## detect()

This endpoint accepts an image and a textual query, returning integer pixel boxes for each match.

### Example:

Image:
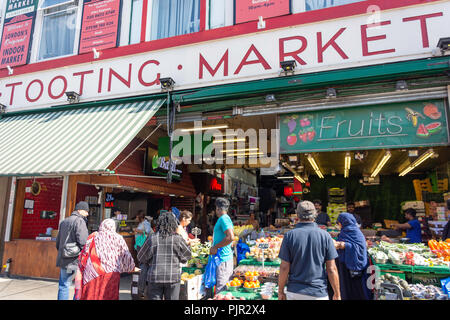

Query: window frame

[31,0,83,63]
[128,0,144,45]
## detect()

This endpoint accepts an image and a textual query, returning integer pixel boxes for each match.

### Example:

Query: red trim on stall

[0,0,442,78]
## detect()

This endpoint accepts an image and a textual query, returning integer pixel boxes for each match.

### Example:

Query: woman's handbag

[134,232,147,251]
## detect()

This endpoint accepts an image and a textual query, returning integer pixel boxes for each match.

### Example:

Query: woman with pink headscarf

[77,219,135,300]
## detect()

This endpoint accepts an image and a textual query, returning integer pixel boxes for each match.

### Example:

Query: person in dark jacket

[56,201,89,300]
[442,220,450,241]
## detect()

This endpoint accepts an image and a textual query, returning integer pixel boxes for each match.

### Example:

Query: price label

[258,243,269,250]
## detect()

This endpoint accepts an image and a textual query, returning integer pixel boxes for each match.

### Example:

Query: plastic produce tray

[413,265,450,274]
[374,262,414,273]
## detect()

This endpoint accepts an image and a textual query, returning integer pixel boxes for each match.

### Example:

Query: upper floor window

[37,0,81,61]
[150,0,200,40]
[129,0,144,44]
[305,0,365,11]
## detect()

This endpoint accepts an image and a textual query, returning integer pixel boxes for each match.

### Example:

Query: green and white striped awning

[0,99,165,176]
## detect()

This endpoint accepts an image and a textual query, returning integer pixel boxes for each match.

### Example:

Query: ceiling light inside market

[213,138,246,144]
[344,153,351,178]
[288,156,298,162]
[277,176,294,179]
[181,124,229,132]
[370,151,391,178]
[295,175,306,183]
[221,148,259,153]
[399,149,435,176]
[307,154,324,179]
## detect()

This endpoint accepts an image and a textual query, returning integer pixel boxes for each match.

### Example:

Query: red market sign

[79,0,121,54]
[0,13,35,68]
[284,186,293,197]
[210,178,223,192]
[235,0,290,24]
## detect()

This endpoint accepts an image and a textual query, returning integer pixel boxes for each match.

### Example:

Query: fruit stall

[368,240,450,300]
[212,235,283,300]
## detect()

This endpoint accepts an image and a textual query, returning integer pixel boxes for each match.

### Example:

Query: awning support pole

[112,123,162,172]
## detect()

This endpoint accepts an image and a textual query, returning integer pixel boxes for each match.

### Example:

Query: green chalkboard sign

[279,100,449,154]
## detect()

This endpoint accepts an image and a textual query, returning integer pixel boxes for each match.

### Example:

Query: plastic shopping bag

[202,248,223,289]
[236,240,250,265]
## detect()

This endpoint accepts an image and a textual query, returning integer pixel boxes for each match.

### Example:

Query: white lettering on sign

[0,3,448,111]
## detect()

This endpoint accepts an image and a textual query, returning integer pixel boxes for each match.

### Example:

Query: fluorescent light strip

[344,153,351,178]
[180,125,229,132]
[399,149,435,177]
[277,176,294,179]
[221,148,259,153]
[295,175,306,183]
[307,155,324,179]
[225,152,263,157]
[213,138,246,144]
[371,151,391,178]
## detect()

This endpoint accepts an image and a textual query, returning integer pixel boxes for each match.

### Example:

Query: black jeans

[147,282,180,300]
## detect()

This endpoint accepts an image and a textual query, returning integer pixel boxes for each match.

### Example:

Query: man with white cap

[278,200,341,300]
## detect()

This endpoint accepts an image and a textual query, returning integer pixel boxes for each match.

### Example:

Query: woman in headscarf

[333,212,370,300]
[77,219,135,300]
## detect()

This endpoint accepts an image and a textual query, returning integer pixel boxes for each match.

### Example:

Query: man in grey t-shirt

[278,201,341,300]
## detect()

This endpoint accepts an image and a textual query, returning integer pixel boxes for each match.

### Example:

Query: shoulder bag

[62,223,81,258]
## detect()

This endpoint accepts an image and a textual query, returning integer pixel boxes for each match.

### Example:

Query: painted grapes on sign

[279,100,449,154]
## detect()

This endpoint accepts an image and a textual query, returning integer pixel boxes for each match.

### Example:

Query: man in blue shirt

[393,208,422,243]
[210,197,235,293]
[278,200,341,300]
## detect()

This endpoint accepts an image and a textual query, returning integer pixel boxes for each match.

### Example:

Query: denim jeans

[57,267,75,300]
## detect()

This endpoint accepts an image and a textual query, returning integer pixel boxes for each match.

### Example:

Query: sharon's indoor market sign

[0,2,448,111]
[279,100,449,153]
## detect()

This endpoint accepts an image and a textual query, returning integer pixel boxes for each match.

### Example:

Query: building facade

[0,0,449,279]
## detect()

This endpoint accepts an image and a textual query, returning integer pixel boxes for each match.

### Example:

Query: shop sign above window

[279,100,449,154]
[78,0,122,54]
[144,148,183,180]
[0,0,38,68]
[235,0,290,24]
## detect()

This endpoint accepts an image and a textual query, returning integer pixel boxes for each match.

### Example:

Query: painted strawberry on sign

[307,128,316,141]
[298,130,308,143]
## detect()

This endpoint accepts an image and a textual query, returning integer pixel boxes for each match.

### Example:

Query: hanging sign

[0,0,38,69]
[104,193,115,207]
[235,0,290,24]
[280,100,449,154]
[79,0,122,54]
[144,148,183,180]
[210,178,223,192]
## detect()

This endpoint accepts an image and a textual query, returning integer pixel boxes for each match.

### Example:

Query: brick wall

[19,178,63,239]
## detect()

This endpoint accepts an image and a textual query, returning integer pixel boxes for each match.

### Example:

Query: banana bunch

[405,107,425,127]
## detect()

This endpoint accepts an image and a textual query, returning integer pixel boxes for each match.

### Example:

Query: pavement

[0,274,133,300]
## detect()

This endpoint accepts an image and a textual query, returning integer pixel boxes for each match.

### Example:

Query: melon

[423,104,441,120]
[425,122,442,134]
[416,123,429,137]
